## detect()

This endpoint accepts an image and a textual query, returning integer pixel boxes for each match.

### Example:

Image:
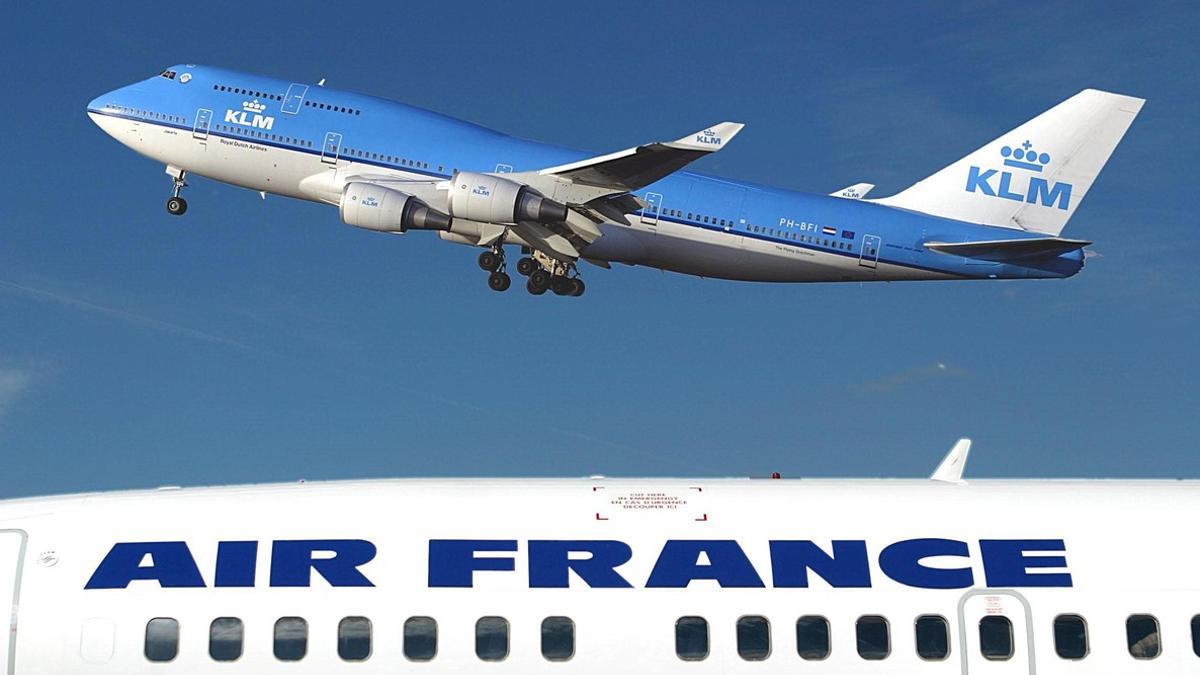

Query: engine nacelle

[447,172,568,225]
[340,182,451,233]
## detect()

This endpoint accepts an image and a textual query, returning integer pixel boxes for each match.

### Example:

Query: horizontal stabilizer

[830,182,874,199]
[924,236,1091,261]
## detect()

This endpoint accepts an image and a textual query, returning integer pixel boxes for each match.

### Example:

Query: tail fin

[873,89,1144,236]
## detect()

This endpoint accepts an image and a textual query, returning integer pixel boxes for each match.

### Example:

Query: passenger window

[274,617,307,661]
[1127,614,1161,659]
[856,615,889,660]
[144,618,179,662]
[476,616,509,661]
[404,616,437,661]
[795,615,830,660]
[675,616,709,661]
[915,615,949,660]
[1054,614,1088,659]
[737,615,771,661]
[541,616,575,661]
[338,617,372,661]
[979,616,1014,661]
[1192,615,1200,657]
[209,617,243,661]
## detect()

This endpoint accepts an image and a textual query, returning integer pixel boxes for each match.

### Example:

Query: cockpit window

[159,70,176,80]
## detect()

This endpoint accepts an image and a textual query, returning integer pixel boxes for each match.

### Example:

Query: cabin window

[915,615,950,660]
[856,615,890,660]
[1127,614,1161,659]
[144,618,179,662]
[796,615,830,660]
[1054,614,1088,660]
[338,617,371,661]
[404,616,437,661]
[541,616,575,661]
[979,616,1014,661]
[209,617,243,661]
[1191,615,1200,657]
[274,617,307,661]
[676,616,709,661]
[737,615,771,661]
[476,616,509,661]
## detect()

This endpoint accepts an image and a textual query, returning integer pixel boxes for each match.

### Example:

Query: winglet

[830,183,875,199]
[931,438,971,484]
[664,122,745,152]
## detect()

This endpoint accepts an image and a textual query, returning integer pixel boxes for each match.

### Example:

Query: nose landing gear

[165,168,188,216]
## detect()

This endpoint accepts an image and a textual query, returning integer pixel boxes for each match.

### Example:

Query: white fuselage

[2,477,1198,673]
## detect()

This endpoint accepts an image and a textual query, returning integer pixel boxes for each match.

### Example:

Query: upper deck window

[159,70,176,80]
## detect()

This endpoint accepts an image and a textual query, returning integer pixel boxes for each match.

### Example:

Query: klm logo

[965,141,1072,210]
[696,129,721,146]
[225,100,274,131]
[472,185,491,197]
[362,196,379,207]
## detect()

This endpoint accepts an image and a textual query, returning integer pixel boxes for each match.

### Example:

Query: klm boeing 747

[87,66,1143,296]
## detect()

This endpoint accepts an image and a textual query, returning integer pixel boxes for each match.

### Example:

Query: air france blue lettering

[214,541,257,588]
[269,539,376,587]
[878,538,973,589]
[529,540,633,588]
[85,541,205,589]
[1028,177,1072,210]
[769,540,870,588]
[646,540,765,588]
[428,539,516,587]
[980,539,1072,587]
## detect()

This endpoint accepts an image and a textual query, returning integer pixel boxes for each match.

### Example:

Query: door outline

[957,589,1036,674]
[859,233,881,268]
[641,192,664,226]
[281,83,308,115]
[321,131,342,165]
[494,163,513,174]
[192,108,212,140]
[1,529,28,675]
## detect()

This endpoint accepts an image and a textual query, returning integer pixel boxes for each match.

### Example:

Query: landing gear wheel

[528,269,551,292]
[551,276,575,296]
[487,271,511,292]
[516,257,537,276]
[166,196,188,216]
[569,278,585,296]
[526,279,547,295]
[478,251,501,272]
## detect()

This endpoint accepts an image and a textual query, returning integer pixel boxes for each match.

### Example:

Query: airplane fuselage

[87,66,1086,284]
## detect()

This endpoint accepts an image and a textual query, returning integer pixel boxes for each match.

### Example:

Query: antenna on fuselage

[317,78,326,87]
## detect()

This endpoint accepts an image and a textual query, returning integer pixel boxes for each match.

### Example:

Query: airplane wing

[924,237,1091,260]
[532,122,745,193]
[830,183,874,199]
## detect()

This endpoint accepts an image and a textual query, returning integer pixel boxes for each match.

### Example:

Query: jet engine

[447,172,568,225]
[340,182,451,233]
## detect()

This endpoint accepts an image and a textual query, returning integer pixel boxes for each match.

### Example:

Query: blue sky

[0,1,1197,497]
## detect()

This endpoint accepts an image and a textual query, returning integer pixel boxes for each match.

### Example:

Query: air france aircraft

[88,66,1143,296]
[1,440,1198,673]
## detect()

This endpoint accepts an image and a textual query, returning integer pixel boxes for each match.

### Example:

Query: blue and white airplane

[87,66,1143,296]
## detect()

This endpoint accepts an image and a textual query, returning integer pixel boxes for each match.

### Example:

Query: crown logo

[242,99,267,114]
[702,129,716,137]
[1000,140,1049,172]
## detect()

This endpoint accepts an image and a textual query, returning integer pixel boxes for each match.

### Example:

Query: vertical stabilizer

[873,90,1144,236]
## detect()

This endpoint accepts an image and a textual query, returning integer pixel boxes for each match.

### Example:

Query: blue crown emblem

[1000,140,1050,172]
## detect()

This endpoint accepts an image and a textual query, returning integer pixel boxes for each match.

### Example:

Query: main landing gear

[478,248,512,292]
[515,253,585,297]
[477,248,585,297]
[166,168,188,216]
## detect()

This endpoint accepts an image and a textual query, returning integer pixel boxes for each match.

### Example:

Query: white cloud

[850,362,966,394]
[0,365,35,420]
